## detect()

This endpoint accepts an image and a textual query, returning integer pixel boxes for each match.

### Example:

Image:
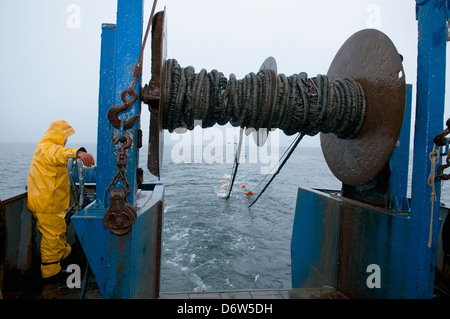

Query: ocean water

[1,141,449,293]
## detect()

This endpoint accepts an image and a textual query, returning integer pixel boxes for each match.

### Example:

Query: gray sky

[0,0,447,148]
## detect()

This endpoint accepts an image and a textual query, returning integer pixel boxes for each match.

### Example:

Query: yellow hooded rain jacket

[27,120,84,278]
[27,120,82,214]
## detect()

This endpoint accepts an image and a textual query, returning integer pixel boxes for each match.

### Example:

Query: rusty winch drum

[145,9,406,187]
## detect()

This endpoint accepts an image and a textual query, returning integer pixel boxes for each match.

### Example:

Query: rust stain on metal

[321,29,406,186]
[146,10,166,179]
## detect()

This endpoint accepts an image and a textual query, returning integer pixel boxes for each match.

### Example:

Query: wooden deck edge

[159,288,347,299]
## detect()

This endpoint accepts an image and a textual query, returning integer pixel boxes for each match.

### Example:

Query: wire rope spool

[321,29,406,186]
[145,9,405,188]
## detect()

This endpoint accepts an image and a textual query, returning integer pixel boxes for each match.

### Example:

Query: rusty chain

[433,118,450,182]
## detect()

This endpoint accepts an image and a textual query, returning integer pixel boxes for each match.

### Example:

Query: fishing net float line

[162,58,366,140]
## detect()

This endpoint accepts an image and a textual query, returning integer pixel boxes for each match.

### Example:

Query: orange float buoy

[241,184,246,188]
[245,191,250,196]
[251,191,254,195]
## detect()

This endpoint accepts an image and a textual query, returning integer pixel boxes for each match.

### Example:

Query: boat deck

[2,259,347,299]
[2,270,346,299]
[159,288,346,299]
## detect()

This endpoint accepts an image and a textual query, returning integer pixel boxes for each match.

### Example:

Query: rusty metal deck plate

[320,29,406,186]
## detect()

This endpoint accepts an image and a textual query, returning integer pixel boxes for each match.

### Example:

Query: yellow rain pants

[27,120,84,278]
[33,212,71,277]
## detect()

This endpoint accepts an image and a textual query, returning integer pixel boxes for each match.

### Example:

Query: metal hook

[107,88,140,130]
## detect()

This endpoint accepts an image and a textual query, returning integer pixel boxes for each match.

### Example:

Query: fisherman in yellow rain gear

[27,120,95,279]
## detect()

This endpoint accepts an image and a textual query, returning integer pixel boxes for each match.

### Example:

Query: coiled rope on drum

[163,59,366,206]
[163,59,366,139]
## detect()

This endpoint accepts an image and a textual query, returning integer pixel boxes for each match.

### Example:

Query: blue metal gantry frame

[71,0,164,299]
[291,0,448,298]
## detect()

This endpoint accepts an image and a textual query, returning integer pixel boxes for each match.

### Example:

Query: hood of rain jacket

[27,120,81,214]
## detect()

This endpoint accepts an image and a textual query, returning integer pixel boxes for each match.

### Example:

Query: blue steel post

[72,0,165,299]
[100,0,143,207]
[95,24,116,208]
[410,0,447,298]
